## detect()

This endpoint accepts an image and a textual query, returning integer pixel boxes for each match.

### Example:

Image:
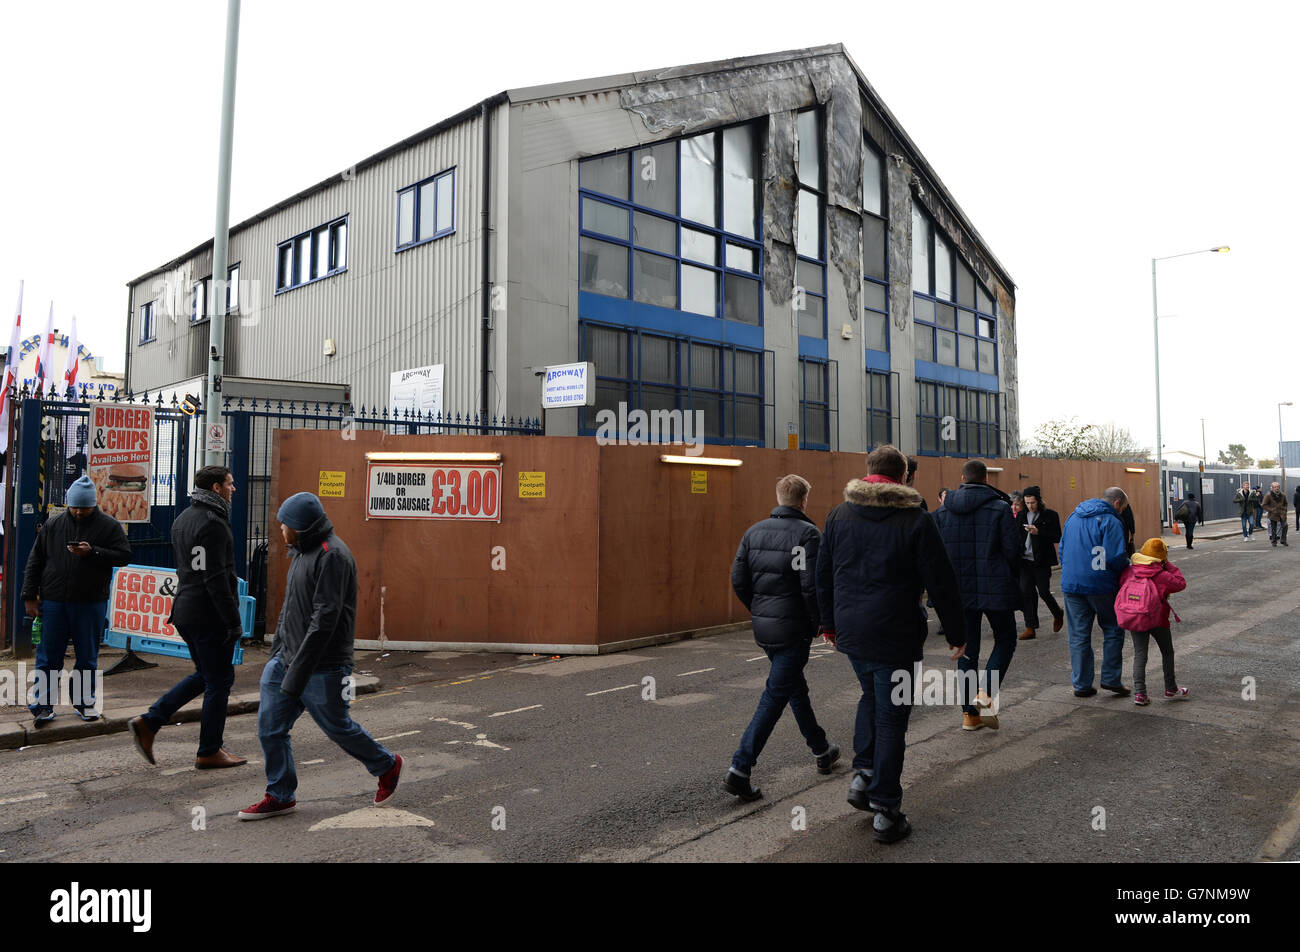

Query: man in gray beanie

[238,492,401,819]
[22,475,131,723]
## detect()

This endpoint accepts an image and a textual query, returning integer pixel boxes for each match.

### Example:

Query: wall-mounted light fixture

[1125,467,1146,474]
[986,466,1005,473]
[365,451,502,462]
[660,455,742,467]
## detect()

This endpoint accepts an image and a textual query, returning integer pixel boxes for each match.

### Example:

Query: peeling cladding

[887,157,914,332]
[764,111,797,305]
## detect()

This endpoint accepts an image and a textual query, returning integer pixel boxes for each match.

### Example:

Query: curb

[0,675,382,751]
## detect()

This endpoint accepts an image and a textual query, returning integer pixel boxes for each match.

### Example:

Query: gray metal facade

[125,44,1017,456]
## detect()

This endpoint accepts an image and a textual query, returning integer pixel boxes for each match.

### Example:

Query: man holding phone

[22,475,132,723]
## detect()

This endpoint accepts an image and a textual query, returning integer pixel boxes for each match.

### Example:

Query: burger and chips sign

[88,402,153,524]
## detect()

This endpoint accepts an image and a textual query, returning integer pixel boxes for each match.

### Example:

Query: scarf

[864,474,901,485]
[192,487,231,521]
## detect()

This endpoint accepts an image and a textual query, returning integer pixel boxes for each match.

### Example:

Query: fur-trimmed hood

[843,478,924,509]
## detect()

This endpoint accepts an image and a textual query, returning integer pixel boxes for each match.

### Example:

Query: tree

[1025,416,1099,460]
[1085,422,1152,462]
[1255,458,1277,469]
[1217,444,1254,468]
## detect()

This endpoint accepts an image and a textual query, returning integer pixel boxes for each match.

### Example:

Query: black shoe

[723,768,762,802]
[1101,682,1131,697]
[815,743,840,774]
[73,706,100,722]
[872,806,912,844]
[846,771,876,812]
[30,706,56,725]
[1074,687,1098,698]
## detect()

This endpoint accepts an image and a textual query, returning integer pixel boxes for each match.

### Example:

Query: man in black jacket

[23,475,131,723]
[1294,485,1299,532]
[817,445,965,843]
[129,465,247,769]
[1015,486,1064,639]
[933,459,1021,732]
[724,475,838,802]
[238,492,401,819]
[1175,492,1202,549]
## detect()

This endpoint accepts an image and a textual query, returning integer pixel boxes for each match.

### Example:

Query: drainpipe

[479,99,492,427]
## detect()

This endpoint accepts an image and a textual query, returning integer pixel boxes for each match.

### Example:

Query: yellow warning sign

[1069,476,1076,490]
[519,471,546,498]
[787,433,799,450]
[319,471,346,497]
[691,470,708,494]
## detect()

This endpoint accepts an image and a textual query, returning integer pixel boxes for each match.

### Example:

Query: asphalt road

[1,531,1297,863]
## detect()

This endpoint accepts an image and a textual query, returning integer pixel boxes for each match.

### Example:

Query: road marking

[1257,785,1300,861]
[489,704,543,717]
[0,792,48,806]
[162,766,194,776]
[677,668,715,677]
[431,717,477,729]
[448,678,475,685]
[745,655,767,662]
[310,807,435,831]
[354,689,405,702]
[586,684,637,696]
[374,730,421,742]
[302,759,325,765]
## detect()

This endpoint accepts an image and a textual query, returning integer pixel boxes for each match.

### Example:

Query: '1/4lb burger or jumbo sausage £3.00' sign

[87,402,154,524]
[366,463,502,522]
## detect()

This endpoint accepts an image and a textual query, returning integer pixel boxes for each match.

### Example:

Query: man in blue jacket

[817,445,965,843]
[933,459,1022,732]
[724,474,838,802]
[1059,487,1131,697]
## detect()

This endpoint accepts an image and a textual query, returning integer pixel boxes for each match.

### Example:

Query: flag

[0,280,22,445]
[35,301,55,393]
[63,314,80,393]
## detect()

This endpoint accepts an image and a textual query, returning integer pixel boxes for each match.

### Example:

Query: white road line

[302,759,326,765]
[745,655,767,662]
[586,684,637,696]
[677,668,715,677]
[489,704,543,717]
[0,792,48,806]
[374,730,421,742]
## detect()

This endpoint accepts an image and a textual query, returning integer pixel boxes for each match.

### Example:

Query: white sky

[2,0,1296,461]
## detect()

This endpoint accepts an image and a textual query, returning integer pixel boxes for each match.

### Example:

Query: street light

[1280,401,1293,497]
[1153,245,1229,526]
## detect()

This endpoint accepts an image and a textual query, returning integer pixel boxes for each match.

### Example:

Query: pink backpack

[1115,572,1180,630]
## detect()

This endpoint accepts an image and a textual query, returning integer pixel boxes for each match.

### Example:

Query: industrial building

[124,44,1018,456]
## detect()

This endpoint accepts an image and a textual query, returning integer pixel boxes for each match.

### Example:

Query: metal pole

[1280,403,1287,498]
[205,0,241,466]
[1152,258,1164,527]
[1201,418,1206,463]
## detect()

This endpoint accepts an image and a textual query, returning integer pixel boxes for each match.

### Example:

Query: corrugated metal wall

[128,114,488,414]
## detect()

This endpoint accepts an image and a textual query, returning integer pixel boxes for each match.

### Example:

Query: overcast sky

[2,0,1295,461]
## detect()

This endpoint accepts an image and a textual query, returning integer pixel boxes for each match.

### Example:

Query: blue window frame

[866,369,891,448]
[277,217,347,293]
[192,263,240,323]
[396,168,455,250]
[863,136,889,355]
[795,109,826,340]
[916,380,1000,457]
[798,356,836,451]
[578,320,765,445]
[911,205,997,375]
[578,121,764,327]
[138,302,155,344]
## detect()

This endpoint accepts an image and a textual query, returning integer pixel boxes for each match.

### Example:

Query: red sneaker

[237,794,297,821]
[375,754,403,806]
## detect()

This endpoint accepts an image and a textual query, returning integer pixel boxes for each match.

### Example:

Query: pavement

[0,528,1296,862]
[1164,515,1293,544]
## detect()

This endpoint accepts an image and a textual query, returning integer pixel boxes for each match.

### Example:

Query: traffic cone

[1171,521,1181,535]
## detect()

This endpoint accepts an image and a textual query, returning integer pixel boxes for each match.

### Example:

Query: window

[796,109,826,339]
[866,370,891,448]
[916,380,1000,457]
[277,217,347,292]
[799,357,832,450]
[578,120,763,325]
[911,205,997,375]
[139,302,155,343]
[579,321,765,445]
[192,264,239,322]
[396,169,455,249]
[863,137,889,351]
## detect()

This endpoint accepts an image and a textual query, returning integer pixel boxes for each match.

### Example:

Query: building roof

[129,44,1014,291]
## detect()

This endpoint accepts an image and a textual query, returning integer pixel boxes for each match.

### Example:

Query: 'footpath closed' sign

[366,463,502,521]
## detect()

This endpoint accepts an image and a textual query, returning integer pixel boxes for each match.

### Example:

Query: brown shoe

[961,712,984,731]
[1019,627,1036,640]
[1052,613,1064,633]
[195,749,248,769]
[129,716,157,766]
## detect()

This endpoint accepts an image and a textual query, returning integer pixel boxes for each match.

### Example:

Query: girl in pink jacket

[1115,538,1188,706]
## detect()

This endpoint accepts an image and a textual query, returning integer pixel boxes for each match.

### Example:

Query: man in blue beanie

[22,475,131,722]
[238,492,402,819]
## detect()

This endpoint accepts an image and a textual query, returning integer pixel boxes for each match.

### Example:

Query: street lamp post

[1153,245,1229,526]
[1280,401,1293,497]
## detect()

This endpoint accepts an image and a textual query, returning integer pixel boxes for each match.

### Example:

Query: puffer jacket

[1059,498,1130,595]
[816,478,964,664]
[932,481,1021,610]
[1261,490,1288,522]
[730,506,821,649]
[273,514,357,699]
[1115,556,1186,629]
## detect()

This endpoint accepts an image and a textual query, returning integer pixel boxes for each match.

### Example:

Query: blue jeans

[259,655,395,802]
[847,657,912,810]
[1064,593,1125,690]
[29,600,105,710]
[731,640,828,774]
[957,608,1018,715]
[141,624,236,757]
[1241,514,1253,538]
